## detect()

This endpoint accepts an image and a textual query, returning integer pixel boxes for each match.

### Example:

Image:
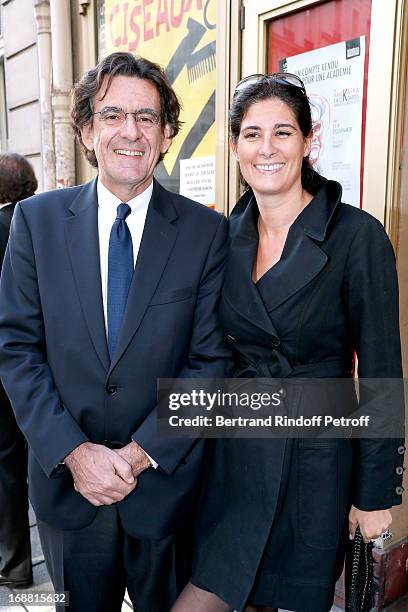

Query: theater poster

[98,0,216,205]
[280,37,365,207]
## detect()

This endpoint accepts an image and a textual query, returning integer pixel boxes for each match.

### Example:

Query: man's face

[81,75,171,201]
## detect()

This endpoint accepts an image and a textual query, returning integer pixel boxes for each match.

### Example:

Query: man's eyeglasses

[234,73,306,97]
[92,107,161,129]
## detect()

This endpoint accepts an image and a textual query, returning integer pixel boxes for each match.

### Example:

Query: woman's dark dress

[191,181,405,612]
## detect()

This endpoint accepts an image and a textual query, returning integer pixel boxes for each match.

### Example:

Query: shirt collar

[97,178,153,215]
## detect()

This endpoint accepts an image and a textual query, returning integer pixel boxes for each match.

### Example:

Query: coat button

[395,486,404,495]
[271,336,281,347]
[397,445,405,454]
[396,466,404,475]
[226,334,237,344]
[106,385,117,395]
[278,387,287,398]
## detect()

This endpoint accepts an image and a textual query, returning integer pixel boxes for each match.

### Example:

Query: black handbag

[345,526,377,611]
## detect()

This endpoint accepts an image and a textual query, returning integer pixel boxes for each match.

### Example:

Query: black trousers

[38,505,193,612]
[0,396,32,580]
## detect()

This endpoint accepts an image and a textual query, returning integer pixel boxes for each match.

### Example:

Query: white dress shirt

[97,178,152,330]
[97,178,158,468]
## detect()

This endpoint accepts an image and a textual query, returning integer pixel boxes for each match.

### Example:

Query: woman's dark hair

[0,153,38,204]
[71,52,181,167]
[229,78,326,195]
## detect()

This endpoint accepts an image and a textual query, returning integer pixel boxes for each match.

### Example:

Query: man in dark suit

[0,53,229,611]
[0,153,38,589]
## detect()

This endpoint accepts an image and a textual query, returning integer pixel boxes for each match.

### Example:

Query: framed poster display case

[239,0,408,243]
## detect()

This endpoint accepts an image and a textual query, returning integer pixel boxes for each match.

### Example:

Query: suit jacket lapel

[64,180,110,371]
[109,180,178,372]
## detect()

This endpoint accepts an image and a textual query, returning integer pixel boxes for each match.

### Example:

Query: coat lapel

[258,226,328,311]
[108,180,178,371]
[263,180,341,311]
[224,194,278,337]
[225,181,342,324]
[64,180,110,371]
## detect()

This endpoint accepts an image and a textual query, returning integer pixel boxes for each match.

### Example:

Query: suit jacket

[0,179,229,539]
[0,201,32,579]
[0,203,15,410]
[0,204,22,428]
[0,204,15,264]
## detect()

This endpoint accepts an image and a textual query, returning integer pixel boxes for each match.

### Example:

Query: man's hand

[115,441,152,477]
[64,442,136,506]
[349,505,392,543]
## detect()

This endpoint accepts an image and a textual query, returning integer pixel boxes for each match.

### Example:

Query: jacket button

[278,387,287,399]
[226,334,237,344]
[397,445,405,454]
[271,336,281,347]
[396,466,404,475]
[106,385,117,395]
[395,486,404,495]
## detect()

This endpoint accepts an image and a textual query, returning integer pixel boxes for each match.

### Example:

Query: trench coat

[191,180,405,612]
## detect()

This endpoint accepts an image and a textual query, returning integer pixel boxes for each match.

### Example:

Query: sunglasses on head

[233,73,306,97]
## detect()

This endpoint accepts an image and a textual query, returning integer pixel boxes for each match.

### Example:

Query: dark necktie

[107,203,133,358]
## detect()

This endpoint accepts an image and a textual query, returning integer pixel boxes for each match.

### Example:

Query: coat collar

[290,179,342,241]
[64,178,179,372]
[230,179,342,242]
[224,180,342,331]
[0,202,16,212]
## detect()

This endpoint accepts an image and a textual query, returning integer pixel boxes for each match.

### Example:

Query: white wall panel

[8,101,41,155]
[6,44,39,108]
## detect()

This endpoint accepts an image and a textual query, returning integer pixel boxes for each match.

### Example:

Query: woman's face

[232,97,311,200]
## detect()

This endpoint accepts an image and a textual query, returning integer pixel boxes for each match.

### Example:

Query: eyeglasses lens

[97,109,160,128]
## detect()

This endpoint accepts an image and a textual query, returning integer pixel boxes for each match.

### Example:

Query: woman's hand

[349,505,392,543]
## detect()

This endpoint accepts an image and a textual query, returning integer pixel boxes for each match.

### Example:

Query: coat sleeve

[345,215,405,510]
[131,215,231,474]
[0,203,89,477]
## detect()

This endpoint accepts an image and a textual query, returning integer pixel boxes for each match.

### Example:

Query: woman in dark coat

[171,74,405,612]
